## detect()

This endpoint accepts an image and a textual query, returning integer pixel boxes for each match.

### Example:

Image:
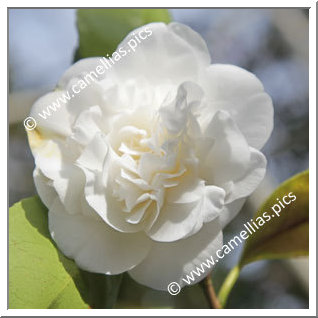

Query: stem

[218,265,240,308]
[201,274,222,309]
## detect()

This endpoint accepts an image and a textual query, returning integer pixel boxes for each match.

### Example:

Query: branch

[201,274,222,309]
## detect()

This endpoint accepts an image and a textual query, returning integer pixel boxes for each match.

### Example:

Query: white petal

[202,186,226,223]
[76,132,108,171]
[49,198,151,274]
[70,105,104,146]
[200,110,251,186]
[128,219,222,290]
[200,64,273,149]
[159,81,203,136]
[51,163,86,215]
[29,91,72,137]
[219,198,246,228]
[29,132,87,216]
[199,111,266,209]
[224,148,267,204]
[147,179,225,242]
[58,57,107,89]
[80,156,145,233]
[28,135,64,180]
[33,168,57,207]
[112,22,210,85]
[138,152,176,184]
[64,76,109,122]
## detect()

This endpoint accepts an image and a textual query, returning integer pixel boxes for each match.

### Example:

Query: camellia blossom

[27,22,273,291]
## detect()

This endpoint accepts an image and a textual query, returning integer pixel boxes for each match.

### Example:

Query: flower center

[108,111,189,229]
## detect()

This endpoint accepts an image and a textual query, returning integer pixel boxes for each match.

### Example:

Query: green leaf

[218,170,309,307]
[9,197,89,309]
[240,170,309,266]
[75,9,171,60]
[9,196,123,309]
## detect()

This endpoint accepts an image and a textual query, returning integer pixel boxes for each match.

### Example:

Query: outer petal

[200,64,273,149]
[51,164,86,215]
[58,58,118,125]
[200,110,251,186]
[224,148,267,204]
[30,132,98,218]
[29,91,72,137]
[57,57,107,89]
[112,22,210,85]
[219,198,246,228]
[199,110,266,229]
[49,198,151,274]
[28,130,64,181]
[33,168,57,207]
[128,219,222,290]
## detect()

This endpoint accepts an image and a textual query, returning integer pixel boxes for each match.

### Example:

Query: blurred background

[8,8,309,309]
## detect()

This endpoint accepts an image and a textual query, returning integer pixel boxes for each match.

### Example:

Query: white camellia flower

[27,22,273,291]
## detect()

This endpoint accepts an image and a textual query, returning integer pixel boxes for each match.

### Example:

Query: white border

[308,1,316,315]
[3,1,316,316]
[2,0,317,8]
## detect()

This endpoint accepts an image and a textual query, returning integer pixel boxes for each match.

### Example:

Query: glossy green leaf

[218,170,309,307]
[9,196,123,309]
[240,170,309,266]
[75,9,171,60]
